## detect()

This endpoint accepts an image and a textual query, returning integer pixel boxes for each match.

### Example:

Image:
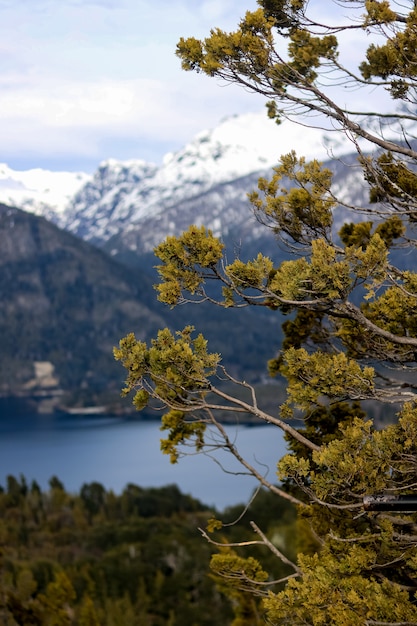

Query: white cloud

[0,69,264,164]
[0,0,266,169]
[0,0,395,171]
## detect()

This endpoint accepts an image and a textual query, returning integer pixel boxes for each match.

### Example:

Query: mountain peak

[0,110,359,246]
[0,163,90,220]
[172,112,327,182]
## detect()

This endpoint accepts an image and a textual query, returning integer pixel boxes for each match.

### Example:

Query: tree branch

[334,301,417,348]
[210,383,321,452]
[250,521,302,575]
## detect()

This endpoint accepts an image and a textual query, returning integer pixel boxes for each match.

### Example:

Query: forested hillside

[0,477,296,625]
[0,204,166,409]
[0,203,280,412]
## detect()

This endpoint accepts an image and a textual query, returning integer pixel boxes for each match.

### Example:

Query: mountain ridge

[62,111,365,249]
[0,111,362,250]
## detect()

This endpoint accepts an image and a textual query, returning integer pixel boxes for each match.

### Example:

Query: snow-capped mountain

[0,164,90,222]
[61,159,158,241]
[0,111,368,255]
[61,111,362,250]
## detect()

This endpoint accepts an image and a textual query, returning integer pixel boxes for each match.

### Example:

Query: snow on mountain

[61,158,158,240]
[62,111,355,245]
[0,163,90,221]
[159,111,337,185]
[0,110,364,253]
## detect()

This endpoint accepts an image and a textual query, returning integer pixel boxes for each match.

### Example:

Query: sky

[0,0,394,174]
[0,0,269,172]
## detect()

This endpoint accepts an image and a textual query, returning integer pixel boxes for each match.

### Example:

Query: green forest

[0,476,296,625]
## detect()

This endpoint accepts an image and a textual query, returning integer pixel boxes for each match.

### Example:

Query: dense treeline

[0,475,296,625]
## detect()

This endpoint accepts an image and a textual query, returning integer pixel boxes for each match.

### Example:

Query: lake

[0,413,289,510]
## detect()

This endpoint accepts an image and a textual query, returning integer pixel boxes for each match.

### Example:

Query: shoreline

[0,398,272,427]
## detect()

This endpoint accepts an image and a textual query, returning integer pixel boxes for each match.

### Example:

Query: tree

[115,1,417,624]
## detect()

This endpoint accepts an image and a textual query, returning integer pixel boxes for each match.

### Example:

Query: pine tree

[115,2,417,623]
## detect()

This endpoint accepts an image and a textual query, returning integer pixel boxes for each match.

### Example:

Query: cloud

[0,0,392,172]
[199,0,243,21]
[0,68,263,165]
[0,0,266,169]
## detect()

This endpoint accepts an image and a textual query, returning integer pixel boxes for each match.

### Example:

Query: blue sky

[0,0,268,172]
[0,0,393,173]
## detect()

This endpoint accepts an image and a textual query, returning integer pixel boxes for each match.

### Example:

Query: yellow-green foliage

[177,9,276,77]
[361,7,417,97]
[115,2,417,624]
[114,326,219,402]
[264,549,417,626]
[177,8,338,90]
[363,271,417,337]
[154,225,224,305]
[114,326,220,462]
[361,152,417,206]
[225,254,274,289]
[273,405,417,624]
[286,30,338,83]
[210,552,269,626]
[279,348,375,417]
[248,152,335,243]
[211,552,269,588]
[269,239,351,301]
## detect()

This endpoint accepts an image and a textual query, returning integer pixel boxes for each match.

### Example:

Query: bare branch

[206,409,305,506]
[209,382,321,452]
[198,526,264,549]
[250,521,302,575]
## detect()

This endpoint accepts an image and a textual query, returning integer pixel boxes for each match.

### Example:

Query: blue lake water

[0,413,288,510]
